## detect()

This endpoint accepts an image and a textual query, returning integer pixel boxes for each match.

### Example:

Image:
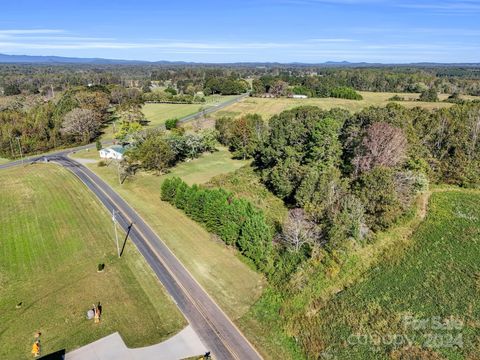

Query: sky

[0,0,479,63]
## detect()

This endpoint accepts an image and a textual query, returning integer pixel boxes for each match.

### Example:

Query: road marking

[57,158,262,359]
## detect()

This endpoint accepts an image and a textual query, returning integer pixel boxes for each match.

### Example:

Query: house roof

[101,145,126,154]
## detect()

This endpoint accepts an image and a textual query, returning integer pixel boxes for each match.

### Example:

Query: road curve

[0,93,260,359]
[44,155,262,360]
[0,92,249,172]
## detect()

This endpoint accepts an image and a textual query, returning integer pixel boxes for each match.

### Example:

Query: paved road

[177,93,249,124]
[0,93,261,359]
[47,155,261,360]
[0,92,248,172]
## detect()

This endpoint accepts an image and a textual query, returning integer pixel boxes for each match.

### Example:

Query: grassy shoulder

[294,188,480,358]
[70,147,265,321]
[212,91,460,120]
[0,164,185,359]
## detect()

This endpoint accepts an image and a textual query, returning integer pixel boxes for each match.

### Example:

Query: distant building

[292,94,308,99]
[99,145,126,160]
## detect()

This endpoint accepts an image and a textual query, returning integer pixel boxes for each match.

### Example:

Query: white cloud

[0,26,477,63]
[0,29,64,34]
[307,38,356,42]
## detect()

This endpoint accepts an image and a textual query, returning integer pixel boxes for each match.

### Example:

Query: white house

[292,94,308,99]
[99,145,126,160]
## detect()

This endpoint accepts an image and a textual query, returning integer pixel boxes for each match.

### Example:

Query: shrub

[329,86,363,100]
[388,95,404,101]
[165,118,179,130]
[419,87,438,102]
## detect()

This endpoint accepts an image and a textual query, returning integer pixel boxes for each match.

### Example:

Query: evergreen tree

[174,181,189,210]
[238,211,273,271]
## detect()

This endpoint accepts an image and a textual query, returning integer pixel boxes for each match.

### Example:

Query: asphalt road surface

[49,155,262,359]
[0,93,262,359]
[0,92,249,171]
[177,92,250,124]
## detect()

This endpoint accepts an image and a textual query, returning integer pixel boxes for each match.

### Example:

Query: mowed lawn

[213,91,462,120]
[70,148,264,320]
[100,96,238,140]
[0,165,185,359]
[309,189,480,359]
[142,103,204,127]
[142,95,238,128]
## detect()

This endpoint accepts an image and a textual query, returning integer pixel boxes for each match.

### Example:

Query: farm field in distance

[0,164,186,359]
[212,91,473,120]
[100,95,238,140]
[70,147,265,322]
[307,189,480,359]
[142,95,238,127]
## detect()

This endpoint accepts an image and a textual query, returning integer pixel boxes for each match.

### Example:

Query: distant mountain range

[0,53,479,67]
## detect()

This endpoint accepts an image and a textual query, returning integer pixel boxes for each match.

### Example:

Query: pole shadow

[119,222,133,257]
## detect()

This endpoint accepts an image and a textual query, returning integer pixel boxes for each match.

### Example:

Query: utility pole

[16,137,23,166]
[112,209,120,257]
[117,161,122,185]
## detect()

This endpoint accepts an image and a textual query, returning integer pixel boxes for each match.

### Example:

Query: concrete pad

[66,332,131,360]
[65,326,207,360]
[74,158,98,164]
[131,325,207,360]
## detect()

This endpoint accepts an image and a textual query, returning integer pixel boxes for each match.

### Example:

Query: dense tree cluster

[143,90,205,103]
[253,76,363,99]
[203,76,249,95]
[215,114,266,159]
[0,86,112,157]
[2,64,480,99]
[249,67,480,96]
[211,101,480,261]
[124,129,217,173]
[161,177,273,271]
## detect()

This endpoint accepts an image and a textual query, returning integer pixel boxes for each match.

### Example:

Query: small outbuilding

[292,94,308,99]
[99,145,126,160]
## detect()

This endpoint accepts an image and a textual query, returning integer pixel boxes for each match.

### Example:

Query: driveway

[66,325,207,360]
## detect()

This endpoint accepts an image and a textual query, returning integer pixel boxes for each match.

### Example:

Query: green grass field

[142,103,204,127]
[142,95,238,127]
[70,148,265,321]
[304,189,480,359]
[0,165,185,359]
[101,95,238,140]
[212,91,465,120]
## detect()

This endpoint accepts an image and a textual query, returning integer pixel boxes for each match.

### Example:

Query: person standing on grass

[31,332,41,357]
[94,302,101,324]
